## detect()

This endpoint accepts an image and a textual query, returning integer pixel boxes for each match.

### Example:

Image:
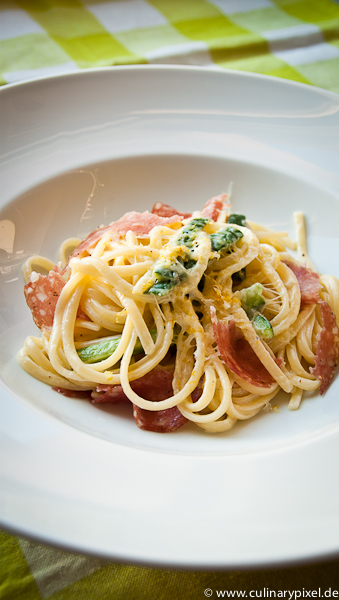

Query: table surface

[1,0,339,597]
[1,0,339,92]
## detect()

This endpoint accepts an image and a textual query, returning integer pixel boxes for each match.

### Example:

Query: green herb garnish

[210,226,243,253]
[227,214,246,227]
[237,283,274,340]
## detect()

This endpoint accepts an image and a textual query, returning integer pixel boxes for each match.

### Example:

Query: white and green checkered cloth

[1,0,339,91]
[1,1,339,597]
[1,530,339,599]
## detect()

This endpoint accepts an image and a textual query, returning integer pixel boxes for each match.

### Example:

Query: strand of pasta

[121,303,173,381]
[98,245,160,262]
[115,290,154,355]
[80,294,125,332]
[48,273,98,385]
[22,255,56,284]
[257,255,300,336]
[277,347,320,392]
[320,275,339,324]
[173,330,195,391]
[18,334,91,389]
[229,387,280,419]
[178,363,232,424]
[149,225,181,248]
[58,238,82,267]
[269,305,316,354]
[193,358,235,432]
[60,299,173,386]
[294,211,314,269]
[230,371,279,396]
[177,364,219,422]
[70,256,157,304]
[259,243,281,269]
[247,220,297,250]
[120,329,206,411]
[110,261,153,277]
[296,310,316,365]
[288,387,304,410]
[18,343,93,390]
[286,339,318,381]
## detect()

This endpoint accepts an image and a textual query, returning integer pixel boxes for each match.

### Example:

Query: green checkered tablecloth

[1,530,339,599]
[1,0,339,598]
[0,0,339,91]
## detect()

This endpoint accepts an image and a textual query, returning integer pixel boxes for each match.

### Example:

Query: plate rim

[1,62,339,100]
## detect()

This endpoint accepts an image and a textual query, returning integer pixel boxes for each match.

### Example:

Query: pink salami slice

[66,211,185,264]
[152,195,229,222]
[283,262,339,393]
[91,384,132,404]
[211,312,275,387]
[24,266,65,330]
[191,377,204,402]
[283,261,322,306]
[109,211,183,236]
[92,368,187,433]
[52,387,92,399]
[151,202,192,219]
[201,194,228,221]
[310,301,339,395]
[133,405,186,433]
[66,225,113,263]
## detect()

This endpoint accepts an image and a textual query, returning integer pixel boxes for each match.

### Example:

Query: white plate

[0,66,339,569]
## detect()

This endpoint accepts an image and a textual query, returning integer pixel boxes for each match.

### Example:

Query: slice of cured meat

[67,211,185,264]
[152,195,229,222]
[91,384,133,404]
[211,313,275,387]
[133,405,186,433]
[66,225,113,263]
[283,261,339,393]
[92,368,187,432]
[151,202,192,219]
[92,367,174,403]
[310,301,339,395]
[109,211,183,236]
[201,194,228,221]
[52,387,92,399]
[283,261,322,306]
[24,266,65,330]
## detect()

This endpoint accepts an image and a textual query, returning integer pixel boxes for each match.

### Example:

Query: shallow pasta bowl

[0,66,339,569]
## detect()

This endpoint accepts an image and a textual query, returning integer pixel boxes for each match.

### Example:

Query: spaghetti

[18,194,339,433]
